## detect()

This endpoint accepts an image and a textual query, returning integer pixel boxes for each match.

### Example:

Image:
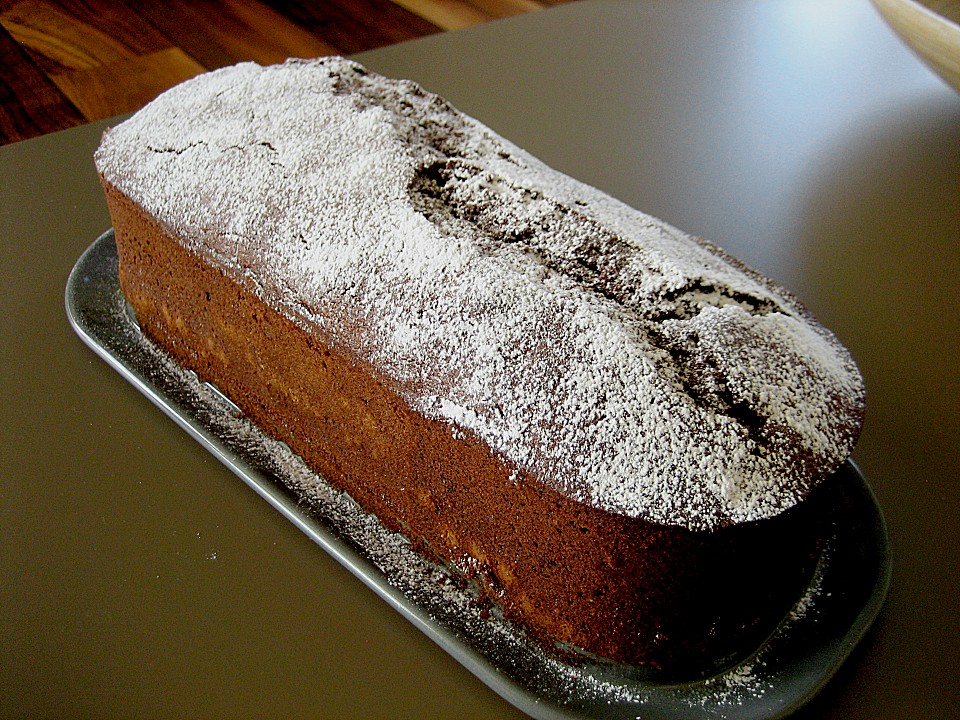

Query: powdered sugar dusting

[95,57,864,530]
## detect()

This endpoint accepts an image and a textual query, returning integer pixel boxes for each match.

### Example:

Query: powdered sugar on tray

[72,250,855,720]
[94,57,864,530]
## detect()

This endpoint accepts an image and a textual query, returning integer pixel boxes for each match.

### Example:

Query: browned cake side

[105,181,823,673]
[95,58,867,677]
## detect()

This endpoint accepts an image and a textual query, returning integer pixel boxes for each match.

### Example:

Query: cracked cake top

[95,57,865,530]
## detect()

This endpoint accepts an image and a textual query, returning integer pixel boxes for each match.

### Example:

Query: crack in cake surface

[403,133,805,451]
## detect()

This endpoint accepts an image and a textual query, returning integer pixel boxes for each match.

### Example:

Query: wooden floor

[0,0,576,146]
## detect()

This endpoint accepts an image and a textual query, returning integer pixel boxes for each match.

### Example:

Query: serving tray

[66,230,891,720]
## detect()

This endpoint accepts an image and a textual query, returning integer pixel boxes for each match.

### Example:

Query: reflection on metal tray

[66,230,891,720]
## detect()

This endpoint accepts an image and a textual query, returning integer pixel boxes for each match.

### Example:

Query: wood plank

[49,46,206,122]
[464,0,546,19]
[392,0,492,31]
[124,0,338,70]
[0,0,579,145]
[0,0,170,73]
[259,0,442,56]
[0,22,84,143]
[215,0,338,60]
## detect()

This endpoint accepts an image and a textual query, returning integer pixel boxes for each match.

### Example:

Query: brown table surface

[2,0,959,718]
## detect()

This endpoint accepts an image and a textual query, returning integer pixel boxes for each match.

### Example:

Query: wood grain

[391,0,491,31]
[125,0,338,69]
[1,0,170,72]
[0,0,574,145]
[253,0,442,55]
[0,22,83,142]
[50,47,206,121]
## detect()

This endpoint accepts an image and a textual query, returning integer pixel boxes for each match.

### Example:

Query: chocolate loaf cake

[94,57,865,673]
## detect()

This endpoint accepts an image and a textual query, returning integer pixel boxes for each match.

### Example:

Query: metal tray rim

[66,229,891,720]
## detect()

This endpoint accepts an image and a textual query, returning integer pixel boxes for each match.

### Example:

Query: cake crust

[95,57,864,671]
[94,57,864,532]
